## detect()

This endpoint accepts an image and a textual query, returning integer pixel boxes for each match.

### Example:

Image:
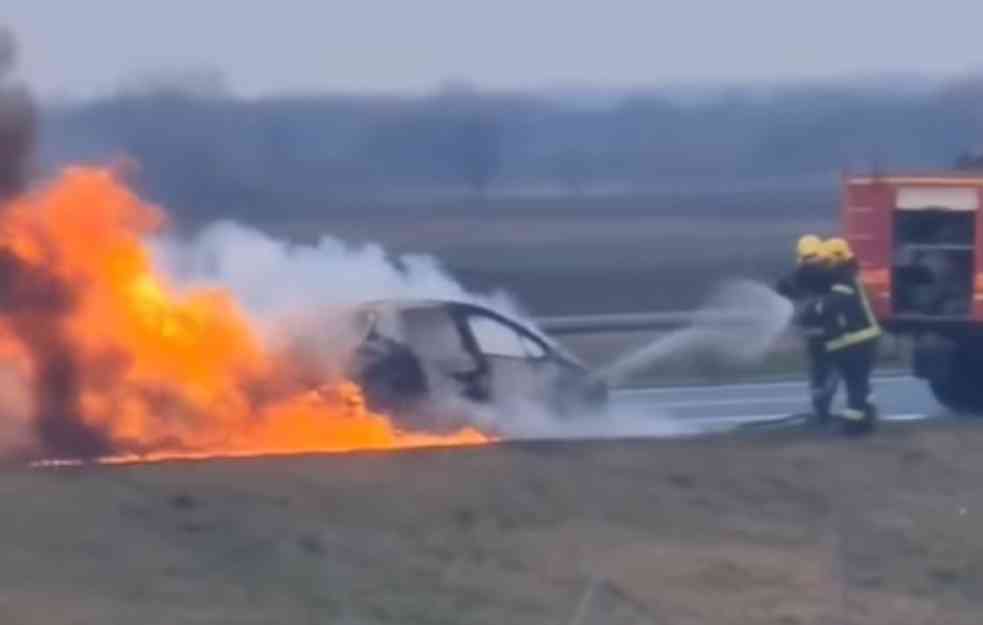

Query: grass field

[3,422,982,625]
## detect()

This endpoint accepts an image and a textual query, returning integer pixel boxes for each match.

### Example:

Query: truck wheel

[928,350,983,414]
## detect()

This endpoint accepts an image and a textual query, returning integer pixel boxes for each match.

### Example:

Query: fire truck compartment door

[896,187,978,211]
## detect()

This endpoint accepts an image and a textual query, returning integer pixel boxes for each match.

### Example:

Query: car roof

[354,298,583,364]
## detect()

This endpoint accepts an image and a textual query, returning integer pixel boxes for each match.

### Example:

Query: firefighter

[775,235,837,423]
[775,235,827,299]
[824,237,859,281]
[819,237,882,435]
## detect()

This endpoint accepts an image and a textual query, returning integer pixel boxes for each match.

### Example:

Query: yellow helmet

[796,234,824,264]
[824,237,854,264]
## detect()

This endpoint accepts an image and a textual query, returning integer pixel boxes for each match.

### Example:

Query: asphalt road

[612,374,944,434]
[26,374,948,468]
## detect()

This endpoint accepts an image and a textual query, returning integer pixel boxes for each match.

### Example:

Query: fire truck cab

[843,172,983,411]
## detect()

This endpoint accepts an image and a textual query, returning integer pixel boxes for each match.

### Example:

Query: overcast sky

[6,0,983,98]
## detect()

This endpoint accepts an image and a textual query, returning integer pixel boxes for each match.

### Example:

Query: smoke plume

[0,27,63,459]
[0,249,112,458]
[148,222,715,441]
[149,218,528,382]
[0,26,36,201]
[151,220,523,321]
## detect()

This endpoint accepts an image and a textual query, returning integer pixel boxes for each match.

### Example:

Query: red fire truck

[843,171,983,411]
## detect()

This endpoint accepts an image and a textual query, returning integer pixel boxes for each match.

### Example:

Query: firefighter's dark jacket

[775,263,830,300]
[776,263,830,339]
[819,270,882,352]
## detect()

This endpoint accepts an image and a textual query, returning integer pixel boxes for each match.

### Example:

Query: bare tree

[439,110,503,194]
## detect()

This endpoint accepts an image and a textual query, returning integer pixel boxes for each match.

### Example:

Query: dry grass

[2,422,983,624]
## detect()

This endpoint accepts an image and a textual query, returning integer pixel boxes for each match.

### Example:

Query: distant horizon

[11,54,982,104]
[24,68,978,106]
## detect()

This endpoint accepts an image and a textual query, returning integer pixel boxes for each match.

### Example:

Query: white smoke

[151,223,794,442]
[151,220,524,322]
[465,279,795,440]
[150,220,545,401]
[151,219,534,380]
[470,279,794,440]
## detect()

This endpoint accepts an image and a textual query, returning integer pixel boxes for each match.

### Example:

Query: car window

[467,315,540,359]
[401,307,468,360]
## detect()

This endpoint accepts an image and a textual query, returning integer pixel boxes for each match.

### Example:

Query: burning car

[342,299,608,430]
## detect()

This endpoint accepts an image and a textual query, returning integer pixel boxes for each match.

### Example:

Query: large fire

[0,167,490,464]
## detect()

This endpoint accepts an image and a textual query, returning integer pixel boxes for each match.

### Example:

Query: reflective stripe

[841,409,865,422]
[827,326,882,351]
[826,276,882,351]
[853,276,882,334]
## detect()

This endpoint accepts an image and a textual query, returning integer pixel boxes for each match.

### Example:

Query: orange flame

[0,167,490,463]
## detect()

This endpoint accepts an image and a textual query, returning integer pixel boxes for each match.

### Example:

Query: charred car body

[342,299,608,431]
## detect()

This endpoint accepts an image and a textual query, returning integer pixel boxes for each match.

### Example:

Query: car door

[458,310,557,411]
[399,305,488,403]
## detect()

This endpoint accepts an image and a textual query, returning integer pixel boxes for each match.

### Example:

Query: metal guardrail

[534,310,757,335]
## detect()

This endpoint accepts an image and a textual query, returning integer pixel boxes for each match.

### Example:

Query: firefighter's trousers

[806,337,838,421]
[830,338,879,435]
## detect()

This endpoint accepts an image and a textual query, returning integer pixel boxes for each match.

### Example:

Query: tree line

[38,74,983,222]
